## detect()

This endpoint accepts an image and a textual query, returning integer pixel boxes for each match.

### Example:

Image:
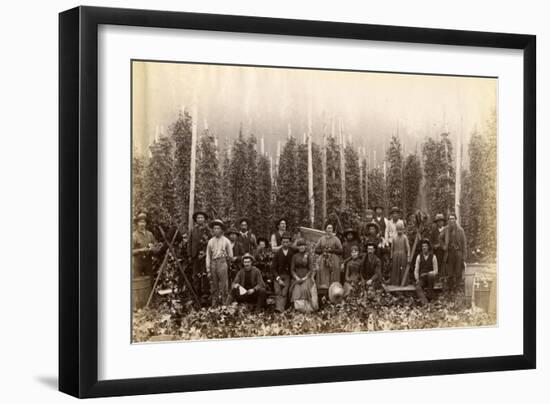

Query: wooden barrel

[133,275,151,310]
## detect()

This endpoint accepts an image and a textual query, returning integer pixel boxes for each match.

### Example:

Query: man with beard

[442,213,467,290]
[132,212,161,279]
[270,218,290,253]
[187,211,211,298]
[271,232,294,312]
[415,239,438,305]
[237,217,257,254]
[430,213,446,278]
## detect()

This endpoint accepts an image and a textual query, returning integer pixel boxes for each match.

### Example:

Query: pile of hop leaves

[132,279,495,343]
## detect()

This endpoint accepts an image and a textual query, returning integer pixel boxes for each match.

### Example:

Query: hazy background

[132,60,497,164]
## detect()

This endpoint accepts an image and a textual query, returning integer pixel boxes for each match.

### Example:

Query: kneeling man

[228,253,267,310]
[415,238,438,305]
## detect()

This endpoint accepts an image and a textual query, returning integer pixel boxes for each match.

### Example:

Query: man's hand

[247,288,254,295]
[366,279,372,286]
[277,278,285,286]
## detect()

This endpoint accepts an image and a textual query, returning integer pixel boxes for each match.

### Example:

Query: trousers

[210,259,229,306]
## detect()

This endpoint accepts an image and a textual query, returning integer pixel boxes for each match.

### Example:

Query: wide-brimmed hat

[390,206,401,214]
[192,211,209,222]
[343,228,358,239]
[365,209,374,217]
[396,221,405,231]
[256,237,269,246]
[241,252,255,263]
[238,217,251,225]
[434,213,446,223]
[275,218,287,228]
[280,231,292,241]
[365,221,380,233]
[296,238,307,246]
[365,241,378,250]
[328,282,345,303]
[226,227,239,237]
[209,219,225,230]
[134,212,147,223]
[373,205,385,212]
[420,238,432,248]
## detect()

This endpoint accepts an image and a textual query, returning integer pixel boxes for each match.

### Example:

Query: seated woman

[289,239,318,313]
[343,245,363,296]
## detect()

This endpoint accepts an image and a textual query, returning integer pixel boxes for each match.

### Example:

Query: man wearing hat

[253,237,274,292]
[238,218,258,254]
[187,211,211,297]
[441,213,466,290]
[270,232,294,312]
[228,253,267,310]
[361,242,382,289]
[430,213,446,277]
[374,205,389,246]
[414,238,438,304]
[132,212,160,278]
[206,220,233,306]
[226,227,245,280]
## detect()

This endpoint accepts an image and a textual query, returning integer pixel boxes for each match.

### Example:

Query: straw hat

[328,282,345,303]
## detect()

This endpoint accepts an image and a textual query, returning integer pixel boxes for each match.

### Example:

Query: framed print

[59,6,536,398]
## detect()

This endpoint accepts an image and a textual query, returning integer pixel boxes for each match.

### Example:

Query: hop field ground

[132,283,495,342]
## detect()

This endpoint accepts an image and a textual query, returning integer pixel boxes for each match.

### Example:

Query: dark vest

[272,231,284,247]
[271,248,294,276]
[374,217,386,236]
[419,253,434,274]
[362,255,380,279]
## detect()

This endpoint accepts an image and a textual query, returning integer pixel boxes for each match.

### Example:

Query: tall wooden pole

[364,149,369,212]
[260,136,265,155]
[359,151,363,208]
[307,110,315,226]
[276,140,281,175]
[321,125,327,226]
[339,118,346,209]
[455,127,462,223]
[188,105,198,233]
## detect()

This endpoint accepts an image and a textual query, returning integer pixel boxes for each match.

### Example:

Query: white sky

[132,60,496,164]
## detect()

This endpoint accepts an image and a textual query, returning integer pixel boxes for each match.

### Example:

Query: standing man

[238,218,257,254]
[361,242,382,289]
[431,213,446,278]
[132,212,160,278]
[227,227,245,280]
[228,253,267,310]
[270,218,289,253]
[187,211,211,298]
[415,239,438,305]
[206,219,233,307]
[271,232,294,312]
[442,213,466,290]
[374,205,390,280]
[373,205,389,246]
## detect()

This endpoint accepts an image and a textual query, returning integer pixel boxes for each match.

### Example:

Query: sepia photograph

[131,60,497,343]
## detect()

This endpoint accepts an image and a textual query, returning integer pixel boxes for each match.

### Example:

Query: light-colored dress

[314,234,343,290]
[390,234,410,285]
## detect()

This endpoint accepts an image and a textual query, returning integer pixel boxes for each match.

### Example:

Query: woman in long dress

[390,221,411,285]
[289,239,318,313]
[314,223,343,295]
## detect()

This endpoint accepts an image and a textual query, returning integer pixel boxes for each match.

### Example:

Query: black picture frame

[59,5,536,398]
